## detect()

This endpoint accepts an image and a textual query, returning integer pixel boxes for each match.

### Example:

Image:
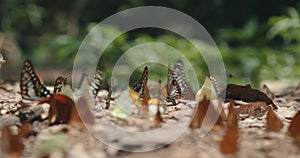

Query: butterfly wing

[166,79,181,105]
[167,67,174,89]
[166,66,181,105]
[20,60,50,100]
[54,76,67,93]
[132,66,148,92]
[130,66,150,106]
[89,69,103,98]
[77,69,103,98]
[173,60,188,97]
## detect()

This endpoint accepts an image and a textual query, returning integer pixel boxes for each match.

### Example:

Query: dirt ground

[1,81,300,158]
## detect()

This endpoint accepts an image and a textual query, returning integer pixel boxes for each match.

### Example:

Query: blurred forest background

[0,0,300,88]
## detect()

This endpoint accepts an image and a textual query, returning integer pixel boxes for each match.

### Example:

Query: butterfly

[20,59,50,100]
[130,66,150,106]
[166,67,181,105]
[78,69,103,98]
[173,60,195,100]
[173,61,188,97]
[131,66,149,99]
[89,69,103,98]
[53,76,67,93]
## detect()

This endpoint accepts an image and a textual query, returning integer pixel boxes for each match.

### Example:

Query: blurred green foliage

[0,0,300,88]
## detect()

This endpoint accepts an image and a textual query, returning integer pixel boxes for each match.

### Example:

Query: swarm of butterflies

[20,59,102,125]
[19,58,283,123]
[129,61,195,109]
[20,59,195,120]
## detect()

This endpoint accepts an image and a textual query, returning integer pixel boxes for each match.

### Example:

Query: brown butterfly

[53,76,67,93]
[20,59,50,100]
[131,66,149,99]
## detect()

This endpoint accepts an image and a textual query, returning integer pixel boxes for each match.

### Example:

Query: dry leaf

[190,96,223,130]
[196,77,218,102]
[70,96,95,129]
[262,84,275,99]
[1,126,24,158]
[218,99,227,123]
[184,83,195,100]
[142,84,150,106]
[39,94,74,125]
[154,105,163,127]
[288,111,300,145]
[236,102,270,118]
[219,84,278,110]
[266,109,283,132]
[128,87,150,116]
[220,126,239,154]
[163,84,168,98]
[227,101,238,128]
[0,123,33,158]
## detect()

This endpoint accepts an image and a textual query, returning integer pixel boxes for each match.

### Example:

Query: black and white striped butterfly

[131,66,148,99]
[166,67,181,105]
[20,59,50,100]
[90,69,103,98]
[173,61,188,97]
[78,69,103,98]
[173,60,195,100]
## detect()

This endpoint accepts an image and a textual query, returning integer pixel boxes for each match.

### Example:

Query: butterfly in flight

[20,59,50,100]
[166,67,181,105]
[53,76,67,93]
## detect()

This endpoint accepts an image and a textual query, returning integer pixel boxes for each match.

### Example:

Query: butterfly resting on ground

[166,67,181,105]
[173,60,195,100]
[20,59,51,100]
[20,59,103,100]
[78,69,103,99]
[53,76,67,93]
[130,66,150,106]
